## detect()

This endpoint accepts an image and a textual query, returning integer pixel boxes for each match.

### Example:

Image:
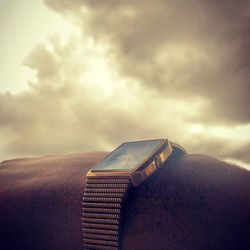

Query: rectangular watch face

[92,139,165,172]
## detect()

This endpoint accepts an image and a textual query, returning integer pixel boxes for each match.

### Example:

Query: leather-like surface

[0,152,249,250]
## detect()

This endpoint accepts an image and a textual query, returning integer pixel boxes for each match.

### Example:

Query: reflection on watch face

[92,139,164,171]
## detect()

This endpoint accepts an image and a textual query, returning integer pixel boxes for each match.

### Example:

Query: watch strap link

[82,176,130,249]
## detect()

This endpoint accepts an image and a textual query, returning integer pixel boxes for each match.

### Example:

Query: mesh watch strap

[82,176,130,250]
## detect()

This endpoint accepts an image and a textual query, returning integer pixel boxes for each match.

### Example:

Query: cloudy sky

[0,0,249,168]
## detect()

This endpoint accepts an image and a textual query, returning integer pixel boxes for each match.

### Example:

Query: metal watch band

[82,176,131,250]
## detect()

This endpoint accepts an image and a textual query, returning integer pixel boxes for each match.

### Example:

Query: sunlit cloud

[0,0,249,169]
[0,0,78,93]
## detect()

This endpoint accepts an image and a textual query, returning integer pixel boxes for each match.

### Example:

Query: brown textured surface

[0,152,249,250]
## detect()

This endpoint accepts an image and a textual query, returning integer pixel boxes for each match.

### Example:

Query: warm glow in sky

[0,0,249,169]
[0,0,76,93]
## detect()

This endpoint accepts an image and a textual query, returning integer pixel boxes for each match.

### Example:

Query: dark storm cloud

[45,0,250,124]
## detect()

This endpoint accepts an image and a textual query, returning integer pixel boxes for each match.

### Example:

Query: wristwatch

[82,139,187,249]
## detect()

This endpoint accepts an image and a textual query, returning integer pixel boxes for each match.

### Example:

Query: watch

[82,139,187,249]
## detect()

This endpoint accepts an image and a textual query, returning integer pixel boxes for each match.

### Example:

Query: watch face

[92,139,165,172]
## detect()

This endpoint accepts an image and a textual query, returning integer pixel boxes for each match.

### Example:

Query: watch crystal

[92,139,164,171]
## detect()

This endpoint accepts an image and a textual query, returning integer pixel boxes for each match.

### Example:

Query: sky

[0,0,249,169]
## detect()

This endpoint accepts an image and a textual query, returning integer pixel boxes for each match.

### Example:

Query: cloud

[186,133,250,164]
[0,0,249,169]
[0,36,194,160]
[45,0,250,124]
